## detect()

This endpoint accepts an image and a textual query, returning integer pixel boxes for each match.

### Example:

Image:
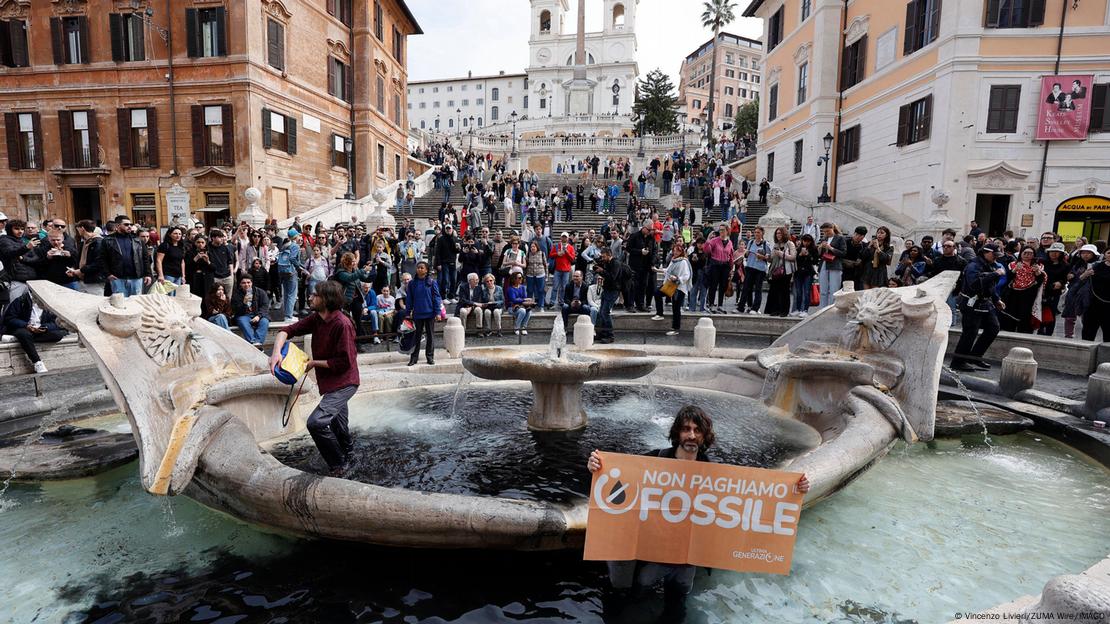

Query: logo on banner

[593,468,640,515]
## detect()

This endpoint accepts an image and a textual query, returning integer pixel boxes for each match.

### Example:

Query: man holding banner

[586,406,810,622]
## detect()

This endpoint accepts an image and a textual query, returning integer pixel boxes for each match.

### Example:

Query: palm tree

[701,0,737,147]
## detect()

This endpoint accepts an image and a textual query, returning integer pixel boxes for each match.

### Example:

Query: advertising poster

[583,452,805,575]
[1036,75,1094,140]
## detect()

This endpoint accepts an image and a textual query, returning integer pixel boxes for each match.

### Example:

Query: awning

[196,206,230,213]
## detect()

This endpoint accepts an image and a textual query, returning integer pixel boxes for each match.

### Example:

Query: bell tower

[604,0,637,33]
[531,0,568,39]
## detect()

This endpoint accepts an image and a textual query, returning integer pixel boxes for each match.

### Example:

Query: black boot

[601,587,630,621]
[408,352,418,366]
[658,582,688,624]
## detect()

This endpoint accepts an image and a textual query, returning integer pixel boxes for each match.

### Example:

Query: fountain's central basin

[269,383,822,504]
[460,347,658,431]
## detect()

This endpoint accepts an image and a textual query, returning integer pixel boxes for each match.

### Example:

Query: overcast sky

[405,0,764,86]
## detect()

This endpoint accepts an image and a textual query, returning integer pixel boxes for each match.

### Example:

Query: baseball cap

[0,211,8,220]
[1047,242,1066,253]
[561,231,569,238]
[287,228,299,238]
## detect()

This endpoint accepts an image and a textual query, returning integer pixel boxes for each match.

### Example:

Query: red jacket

[549,242,577,273]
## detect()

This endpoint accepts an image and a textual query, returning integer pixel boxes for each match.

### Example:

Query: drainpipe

[830,0,849,203]
[348,14,357,199]
[1036,0,1069,203]
[167,0,178,177]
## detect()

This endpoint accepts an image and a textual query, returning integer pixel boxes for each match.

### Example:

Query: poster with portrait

[1036,75,1094,140]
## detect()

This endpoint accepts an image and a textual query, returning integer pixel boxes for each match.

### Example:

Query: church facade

[407,0,639,135]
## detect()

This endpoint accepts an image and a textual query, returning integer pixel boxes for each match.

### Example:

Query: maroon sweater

[283,311,359,394]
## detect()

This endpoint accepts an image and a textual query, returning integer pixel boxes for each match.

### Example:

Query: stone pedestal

[444,317,465,359]
[574,315,594,350]
[693,318,716,355]
[236,188,268,229]
[1085,363,1110,420]
[999,347,1038,397]
[757,186,792,231]
[528,381,587,431]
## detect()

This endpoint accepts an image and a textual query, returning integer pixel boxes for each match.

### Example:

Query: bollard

[574,315,594,349]
[1085,362,1110,420]
[999,347,1037,397]
[444,317,465,359]
[693,317,716,356]
[303,334,313,360]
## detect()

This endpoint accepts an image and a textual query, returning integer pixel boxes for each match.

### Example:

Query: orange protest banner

[583,451,804,575]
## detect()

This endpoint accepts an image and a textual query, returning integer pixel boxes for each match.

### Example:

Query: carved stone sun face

[842,288,905,352]
[135,294,202,368]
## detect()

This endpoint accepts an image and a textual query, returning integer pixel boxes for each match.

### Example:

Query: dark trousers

[740,268,766,312]
[10,327,66,364]
[765,274,791,316]
[347,297,366,337]
[306,384,357,470]
[708,262,729,307]
[409,317,436,361]
[597,290,619,338]
[1081,298,1110,342]
[654,288,686,330]
[952,304,1001,364]
[634,267,654,310]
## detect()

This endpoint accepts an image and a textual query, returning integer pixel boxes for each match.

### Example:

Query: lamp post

[469,127,475,152]
[344,137,355,200]
[456,108,461,142]
[637,114,645,158]
[612,82,620,116]
[510,110,519,158]
[817,131,833,204]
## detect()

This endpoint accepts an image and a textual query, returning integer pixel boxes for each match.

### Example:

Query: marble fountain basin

[26,272,958,550]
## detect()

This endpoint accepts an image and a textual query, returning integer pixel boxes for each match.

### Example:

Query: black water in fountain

[269,384,822,504]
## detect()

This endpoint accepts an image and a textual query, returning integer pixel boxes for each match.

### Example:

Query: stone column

[574,314,594,349]
[351,2,373,199]
[694,318,716,356]
[999,347,1037,397]
[444,317,465,359]
[1085,363,1110,420]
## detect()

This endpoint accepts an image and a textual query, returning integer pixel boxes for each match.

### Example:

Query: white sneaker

[515,329,521,335]
[799,311,809,318]
[33,361,48,374]
[749,309,760,315]
[666,330,679,336]
[521,329,528,335]
[651,315,665,321]
[373,337,381,344]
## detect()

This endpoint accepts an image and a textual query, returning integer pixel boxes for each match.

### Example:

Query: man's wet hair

[668,405,716,451]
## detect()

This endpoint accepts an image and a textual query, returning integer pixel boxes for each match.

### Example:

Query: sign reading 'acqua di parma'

[583,452,805,575]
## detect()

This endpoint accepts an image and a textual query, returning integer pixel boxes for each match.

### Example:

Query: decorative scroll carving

[51,0,87,15]
[845,15,870,45]
[792,42,812,66]
[261,0,292,22]
[326,39,351,61]
[0,0,31,19]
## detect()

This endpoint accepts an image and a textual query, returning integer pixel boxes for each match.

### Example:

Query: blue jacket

[2,293,65,335]
[408,276,442,319]
[959,258,1002,312]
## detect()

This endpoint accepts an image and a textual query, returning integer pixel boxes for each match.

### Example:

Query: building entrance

[71,187,102,225]
[974,194,1010,238]
[1053,195,1110,244]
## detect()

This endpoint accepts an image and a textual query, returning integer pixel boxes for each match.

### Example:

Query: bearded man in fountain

[271,280,359,477]
[587,406,810,623]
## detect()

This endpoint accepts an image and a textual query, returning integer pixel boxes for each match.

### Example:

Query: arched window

[491,106,499,121]
[565,53,596,66]
[613,3,626,28]
[539,10,551,33]
[434,118,440,129]
[478,117,483,127]
[448,118,454,128]
[420,120,425,129]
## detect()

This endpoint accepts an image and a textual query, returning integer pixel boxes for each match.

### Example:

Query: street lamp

[611,82,620,116]
[637,115,645,158]
[456,108,461,142]
[817,131,834,204]
[510,110,519,158]
[344,137,355,200]
[469,127,475,152]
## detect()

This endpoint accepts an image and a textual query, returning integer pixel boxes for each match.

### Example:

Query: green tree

[700,0,737,144]
[734,99,758,139]
[631,69,680,135]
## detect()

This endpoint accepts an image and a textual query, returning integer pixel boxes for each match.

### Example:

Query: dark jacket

[625,230,658,271]
[230,286,271,319]
[77,235,106,284]
[455,282,487,315]
[563,281,590,306]
[959,258,1002,312]
[0,234,39,282]
[408,277,442,319]
[100,233,152,280]
[595,257,631,293]
[2,292,65,336]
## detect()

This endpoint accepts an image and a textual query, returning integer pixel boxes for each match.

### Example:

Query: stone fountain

[25,273,961,550]
[459,316,656,430]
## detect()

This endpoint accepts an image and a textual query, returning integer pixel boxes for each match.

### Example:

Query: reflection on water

[0,429,1106,622]
[268,384,822,503]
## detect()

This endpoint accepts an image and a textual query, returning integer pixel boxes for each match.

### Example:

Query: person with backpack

[276,230,305,321]
[738,227,770,314]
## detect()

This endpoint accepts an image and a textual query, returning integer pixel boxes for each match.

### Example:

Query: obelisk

[565,0,594,115]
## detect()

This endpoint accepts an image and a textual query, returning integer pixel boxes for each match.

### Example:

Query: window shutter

[984,0,1000,27]
[267,20,284,70]
[896,103,910,145]
[221,104,234,165]
[327,59,336,97]
[215,6,227,56]
[190,105,204,166]
[327,0,337,18]
[110,14,124,61]
[346,65,354,104]
[1092,85,1108,132]
[928,0,941,45]
[10,20,28,67]
[185,8,198,58]
[287,115,297,155]
[77,16,89,63]
[920,95,933,141]
[903,1,917,55]
[59,110,74,169]
[262,107,272,149]
[1029,0,1046,25]
[30,112,41,169]
[86,110,98,166]
[857,36,867,85]
[117,108,132,169]
[50,17,63,64]
[4,113,19,170]
[147,107,160,168]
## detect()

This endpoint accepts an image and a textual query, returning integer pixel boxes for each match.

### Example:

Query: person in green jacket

[334,252,373,338]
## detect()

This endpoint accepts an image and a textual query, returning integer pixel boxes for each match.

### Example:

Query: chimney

[500,70,505,75]
[468,70,472,78]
